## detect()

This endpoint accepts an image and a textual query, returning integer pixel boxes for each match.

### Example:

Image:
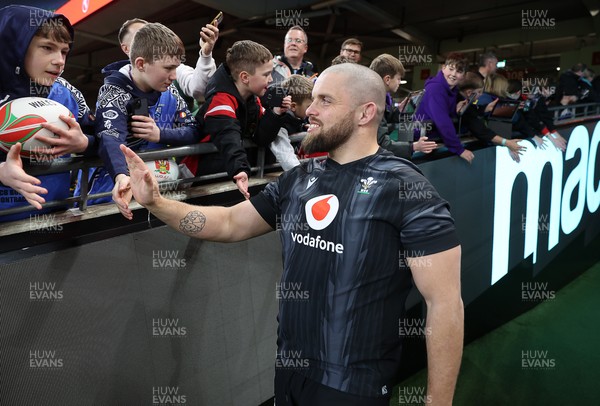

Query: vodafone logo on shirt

[305,194,339,230]
[290,194,344,254]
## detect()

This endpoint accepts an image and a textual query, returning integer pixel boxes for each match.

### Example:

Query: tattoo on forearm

[179,211,206,234]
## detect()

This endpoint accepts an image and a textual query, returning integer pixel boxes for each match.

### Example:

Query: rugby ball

[144,159,180,182]
[0,97,72,157]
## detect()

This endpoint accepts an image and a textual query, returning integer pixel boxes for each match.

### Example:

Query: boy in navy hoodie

[0,5,96,220]
[94,23,198,220]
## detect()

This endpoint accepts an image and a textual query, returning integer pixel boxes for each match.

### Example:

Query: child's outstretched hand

[233,172,250,200]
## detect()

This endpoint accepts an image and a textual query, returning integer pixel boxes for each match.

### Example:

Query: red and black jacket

[183,63,283,179]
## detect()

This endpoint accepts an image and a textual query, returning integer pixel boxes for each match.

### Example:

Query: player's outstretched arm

[409,245,464,405]
[120,145,272,242]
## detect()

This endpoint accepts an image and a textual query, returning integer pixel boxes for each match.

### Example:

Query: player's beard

[302,111,355,154]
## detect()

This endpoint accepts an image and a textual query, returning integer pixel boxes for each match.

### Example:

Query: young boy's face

[442,63,465,88]
[245,61,273,97]
[385,73,402,93]
[138,55,180,92]
[293,98,312,119]
[25,35,69,86]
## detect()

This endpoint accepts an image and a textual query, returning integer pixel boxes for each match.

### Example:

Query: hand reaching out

[233,171,250,200]
[112,173,133,220]
[484,99,498,113]
[413,136,437,154]
[546,132,567,152]
[533,135,547,150]
[506,139,527,155]
[460,149,474,164]
[120,144,161,212]
[0,143,47,209]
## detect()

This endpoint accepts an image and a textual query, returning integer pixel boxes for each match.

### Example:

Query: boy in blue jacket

[0,5,96,220]
[93,23,198,220]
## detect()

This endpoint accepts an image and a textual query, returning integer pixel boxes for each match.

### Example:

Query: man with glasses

[272,25,317,84]
[339,38,362,63]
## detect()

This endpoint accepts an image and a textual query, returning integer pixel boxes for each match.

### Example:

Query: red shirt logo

[305,194,339,230]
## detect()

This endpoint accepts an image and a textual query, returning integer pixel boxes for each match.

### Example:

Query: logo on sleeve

[305,194,339,230]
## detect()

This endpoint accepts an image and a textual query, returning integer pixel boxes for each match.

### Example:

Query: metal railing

[0,141,270,218]
[1,101,599,219]
[548,102,600,122]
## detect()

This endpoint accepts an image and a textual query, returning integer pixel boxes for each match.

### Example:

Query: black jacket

[189,63,283,179]
[377,104,413,159]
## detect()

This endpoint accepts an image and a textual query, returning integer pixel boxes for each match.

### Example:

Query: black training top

[250,148,459,397]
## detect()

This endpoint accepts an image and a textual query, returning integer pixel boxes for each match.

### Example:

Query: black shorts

[274,369,391,406]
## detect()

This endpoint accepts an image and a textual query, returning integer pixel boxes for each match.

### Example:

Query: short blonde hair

[369,54,405,78]
[484,74,508,98]
[331,55,355,66]
[281,75,313,104]
[130,23,184,64]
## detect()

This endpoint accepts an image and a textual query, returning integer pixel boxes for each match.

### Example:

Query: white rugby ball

[0,97,72,157]
[144,159,180,182]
